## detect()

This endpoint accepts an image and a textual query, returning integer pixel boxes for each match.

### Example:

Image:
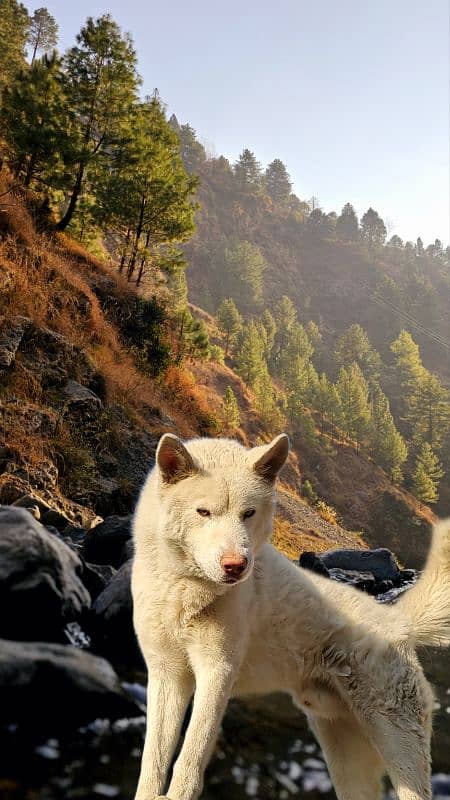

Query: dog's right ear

[156,434,198,485]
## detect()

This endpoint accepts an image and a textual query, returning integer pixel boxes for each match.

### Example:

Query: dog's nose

[220,554,248,580]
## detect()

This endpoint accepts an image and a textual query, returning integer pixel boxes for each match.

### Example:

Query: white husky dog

[132,433,450,800]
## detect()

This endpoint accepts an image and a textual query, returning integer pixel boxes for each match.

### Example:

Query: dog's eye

[243,509,255,519]
[196,508,211,517]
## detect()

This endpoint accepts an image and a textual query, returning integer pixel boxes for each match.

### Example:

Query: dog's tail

[397,518,450,647]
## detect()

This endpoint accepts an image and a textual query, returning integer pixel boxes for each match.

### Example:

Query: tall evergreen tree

[221,240,267,309]
[336,362,371,450]
[222,386,240,431]
[95,95,197,284]
[361,207,387,248]
[369,387,408,482]
[234,148,262,191]
[265,159,292,205]
[407,371,450,452]
[169,118,206,173]
[336,202,359,241]
[216,298,242,357]
[260,308,277,362]
[0,0,29,94]
[2,53,75,188]
[29,7,58,63]
[411,443,444,504]
[57,15,141,231]
[234,321,265,386]
[334,324,382,386]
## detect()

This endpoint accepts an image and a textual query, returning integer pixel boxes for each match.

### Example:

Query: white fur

[132,433,450,800]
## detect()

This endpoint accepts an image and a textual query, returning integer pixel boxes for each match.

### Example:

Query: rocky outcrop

[0,506,90,641]
[0,639,142,731]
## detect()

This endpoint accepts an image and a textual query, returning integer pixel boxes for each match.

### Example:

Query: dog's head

[154,433,289,586]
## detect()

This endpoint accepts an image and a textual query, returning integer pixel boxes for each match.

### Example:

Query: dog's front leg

[135,669,194,800]
[165,663,234,800]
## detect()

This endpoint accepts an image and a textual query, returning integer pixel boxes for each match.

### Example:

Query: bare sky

[25,0,449,244]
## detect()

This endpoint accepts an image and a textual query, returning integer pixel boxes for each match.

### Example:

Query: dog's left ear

[251,434,290,483]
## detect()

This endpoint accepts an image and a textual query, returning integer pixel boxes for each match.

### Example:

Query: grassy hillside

[0,177,374,558]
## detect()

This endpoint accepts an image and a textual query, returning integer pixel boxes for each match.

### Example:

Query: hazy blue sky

[25,0,449,244]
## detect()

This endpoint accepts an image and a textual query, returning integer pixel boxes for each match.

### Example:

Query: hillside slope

[0,182,368,557]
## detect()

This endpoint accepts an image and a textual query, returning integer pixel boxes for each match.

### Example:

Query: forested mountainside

[172,121,450,518]
[0,2,444,566]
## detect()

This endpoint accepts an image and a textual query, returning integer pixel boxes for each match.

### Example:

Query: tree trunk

[24,151,38,187]
[56,161,85,231]
[127,195,146,281]
[136,231,151,287]
[119,228,131,274]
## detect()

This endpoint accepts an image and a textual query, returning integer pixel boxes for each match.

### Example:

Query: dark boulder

[0,506,90,641]
[40,507,72,531]
[90,560,143,668]
[299,551,330,577]
[318,547,400,583]
[82,515,132,568]
[63,379,103,413]
[82,562,117,602]
[0,639,142,732]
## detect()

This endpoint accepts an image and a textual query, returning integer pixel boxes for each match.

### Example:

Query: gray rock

[0,316,31,367]
[0,506,90,641]
[0,639,142,731]
[82,562,117,601]
[82,515,132,568]
[90,560,143,668]
[41,508,72,531]
[319,547,400,582]
[63,379,103,411]
[12,493,52,515]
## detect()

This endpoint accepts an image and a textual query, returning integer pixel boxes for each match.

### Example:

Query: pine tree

[336,203,359,241]
[234,149,262,191]
[173,121,206,173]
[216,298,242,357]
[234,321,265,386]
[222,386,240,431]
[2,53,75,189]
[334,324,382,386]
[370,387,408,482]
[388,235,403,248]
[336,363,371,451]
[411,443,444,504]
[277,323,314,384]
[260,309,277,362]
[222,240,267,309]
[57,15,141,231]
[265,159,292,205]
[415,237,424,256]
[0,0,30,94]
[271,295,298,371]
[253,363,283,429]
[407,371,450,451]
[389,329,424,429]
[175,310,210,362]
[96,95,197,283]
[29,7,58,63]
[361,207,387,248]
